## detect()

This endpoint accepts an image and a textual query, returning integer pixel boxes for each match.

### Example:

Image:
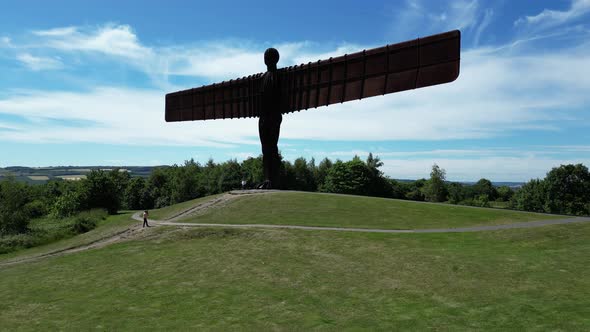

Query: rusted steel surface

[165,30,460,122]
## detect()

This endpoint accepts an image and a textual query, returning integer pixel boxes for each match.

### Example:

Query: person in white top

[142,210,150,228]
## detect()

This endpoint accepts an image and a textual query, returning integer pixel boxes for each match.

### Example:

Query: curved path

[133,190,590,234]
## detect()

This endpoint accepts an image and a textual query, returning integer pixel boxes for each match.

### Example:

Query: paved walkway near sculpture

[132,190,590,234]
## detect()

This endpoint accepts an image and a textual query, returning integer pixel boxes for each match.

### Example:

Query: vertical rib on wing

[165,74,263,122]
[280,30,460,115]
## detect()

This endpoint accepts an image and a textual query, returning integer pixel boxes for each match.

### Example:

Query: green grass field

[1,192,588,330]
[0,212,136,262]
[148,194,222,220]
[174,192,556,229]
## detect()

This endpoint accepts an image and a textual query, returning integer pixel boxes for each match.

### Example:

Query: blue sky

[1,0,589,181]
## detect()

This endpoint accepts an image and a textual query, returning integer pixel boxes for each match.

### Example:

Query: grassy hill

[161,191,556,229]
[1,192,589,330]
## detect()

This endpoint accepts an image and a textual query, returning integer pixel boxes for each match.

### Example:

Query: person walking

[142,210,150,228]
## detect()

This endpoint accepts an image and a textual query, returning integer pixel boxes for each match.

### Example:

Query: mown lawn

[1,222,589,330]
[148,194,223,220]
[176,192,557,229]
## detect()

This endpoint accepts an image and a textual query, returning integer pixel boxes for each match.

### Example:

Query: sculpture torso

[260,70,282,121]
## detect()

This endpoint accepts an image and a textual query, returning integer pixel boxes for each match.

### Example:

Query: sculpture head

[264,48,279,71]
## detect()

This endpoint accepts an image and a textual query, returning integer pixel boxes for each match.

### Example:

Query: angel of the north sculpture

[165,30,460,189]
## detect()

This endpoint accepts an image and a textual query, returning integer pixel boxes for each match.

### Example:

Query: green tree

[109,168,130,209]
[405,179,426,201]
[511,179,547,213]
[496,186,514,202]
[364,153,393,197]
[472,178,498,201]
[280,160,296,190]
[81,170,120,214]
[199,159,222,195]
[447,182,465,204]
[0,178,32,235]
[422,164,448,202]
[125,177,147,210]
[544,164,590,216]
[366,153,384,177]
[292,157,315,191]
[218,159,242,192]
[241,156,264,187]
[389,179,409,199]
[323,157,371,196]
[147,167,173,208]
[316,157,333,190]
[51,190,82,217]
[170,159,202,203]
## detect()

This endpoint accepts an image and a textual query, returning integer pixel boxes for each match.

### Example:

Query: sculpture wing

[279,30,461,114]
[165,30,460,122]
[165,73,264,122]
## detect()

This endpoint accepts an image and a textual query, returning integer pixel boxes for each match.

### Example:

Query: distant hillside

[394,178,524,188]
[0,166,165,184]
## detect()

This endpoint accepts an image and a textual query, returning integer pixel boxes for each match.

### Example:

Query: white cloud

[16,53,63,71]
[33,24,152,59]
[1,37,13,48]
[473,8,493,46]
[0,122,20,131]
[0,87,258,147]
[33,26,78,37]
[446,0,480,31]
[515,0,590,29]
[391,0,481,40]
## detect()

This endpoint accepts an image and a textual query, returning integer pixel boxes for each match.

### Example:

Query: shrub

[0,233,37,254]
[51,191,82,218]
[70,209,107,234]
[25,200,48,219]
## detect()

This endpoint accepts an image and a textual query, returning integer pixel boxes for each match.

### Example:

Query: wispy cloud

[33,24,152,59]
[16,53,63,71]
[1,37,13,48]
[515,0,590,30]
[390,0,482,41]
[473,8,493,46]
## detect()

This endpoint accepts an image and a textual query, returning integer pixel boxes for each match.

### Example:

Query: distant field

[0,166,157,183]
[174,192,556,229]
[55,175,87,180]
[27,175,49,181]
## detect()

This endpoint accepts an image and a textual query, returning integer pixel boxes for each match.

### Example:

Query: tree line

[2,154,589,239]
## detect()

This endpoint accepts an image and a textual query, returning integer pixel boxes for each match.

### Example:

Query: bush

[0,233,37,254]
[70,209,107,234]
[51,190,82,218]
